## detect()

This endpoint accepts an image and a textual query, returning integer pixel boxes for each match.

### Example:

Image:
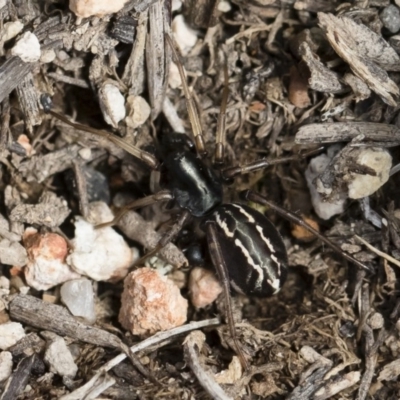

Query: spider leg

[47,110,160,170]
[241,190,373,273]
[205,221,250,371]
[165,34,207,158]
[214,62,229,165]
[134,210,191,266]
[96,190,174,229]
[221,147,324,180]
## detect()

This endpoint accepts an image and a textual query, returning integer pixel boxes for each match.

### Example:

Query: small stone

[344,147,392,199]
[218,0,231,13]
[172,0,182,12]
[1,20,24,42]
[0,322,25,350]
[0,352,12,382]
[43,333,78,378]
[11,32,41,62]
[169,62,182,89]
[78,147,91,160]
[98,83,126,128]
[17,134,34,157]
[125,95,151,129]
[0,239,28,267]
[189,267,223,308]
[172,15,198,56]
[305,153,346,220]
[67,202,136,282]
[40,48,56,64]
[291,216,319,242]
[69,0,129,18]
[381,5,400,33]
[215,356,242,384]
[119,268,188,337]
[369,312,384,330]
[23,230,80,291]
[60,279,96,324]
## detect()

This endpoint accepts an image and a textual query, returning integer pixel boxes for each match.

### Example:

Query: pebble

[189,267,223,308]
[69,0,129,18]
[305,153,346,220]
[67,202,137,282]
[119,268,188,337]
[380,5,400,33]
[43,333,78,378]
[344,147,392,199]
[169,62,182,89]
[125,95,151,129]
[1,20,24,43]
[172,15,198,56]
[60,279,96,324]
[11,32,41,62]
[0,322,25,350]
[369,312,384,330]
[23,229,81,291]
[0,239,28,267]
[0,351,12,382]
[98,83,126,128]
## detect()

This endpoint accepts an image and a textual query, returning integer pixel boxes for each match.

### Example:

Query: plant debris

[1,1,400,399]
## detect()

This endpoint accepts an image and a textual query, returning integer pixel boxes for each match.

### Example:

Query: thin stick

[59,318,220,400]
[355,234,400,268]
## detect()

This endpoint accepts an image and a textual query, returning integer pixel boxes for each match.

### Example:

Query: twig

[183,331,233,400]
[355,234,400,268]
[59,318,220,400]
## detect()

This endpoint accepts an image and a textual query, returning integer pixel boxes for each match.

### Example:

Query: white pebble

[69,0,129,18]
[78,147,91,160]
[0,322,25,350]
[369,312,384,330]
[67,202,136,282]
[172,0,182,12]
[61,279,96,324]
[1,20,24,43]
[23,231,81,291]
[43,334,78,378]
[344,148,392,199]
[0,352,12,382]
[172,15,198,56]
[189,267,223,308]
[11,32,41,63]
[0,276,10,290]
[169,62,182,89]
[99,83,126,128]
[40,49,56,64]
[125,95,151,129]
[218,0,232,12]
[305,153,346,220]
[119,268,188,337]
[0,239,28,267]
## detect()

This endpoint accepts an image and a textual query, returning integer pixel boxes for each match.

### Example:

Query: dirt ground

[1,0,400,399]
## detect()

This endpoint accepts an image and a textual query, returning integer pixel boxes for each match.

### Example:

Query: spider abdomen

[207,203,288,297]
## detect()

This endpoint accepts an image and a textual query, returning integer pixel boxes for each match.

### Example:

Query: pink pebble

[189,267,223,308]
[119,268,188,337]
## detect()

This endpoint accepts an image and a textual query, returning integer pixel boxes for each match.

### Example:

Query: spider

[45,34,371,370]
